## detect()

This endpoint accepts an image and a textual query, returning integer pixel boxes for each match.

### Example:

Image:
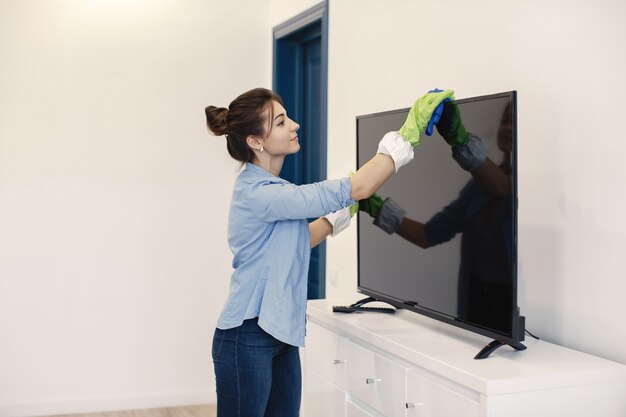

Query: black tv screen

[356,91,524,354]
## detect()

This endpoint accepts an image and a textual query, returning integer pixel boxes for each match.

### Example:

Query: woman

[205,87,453,417]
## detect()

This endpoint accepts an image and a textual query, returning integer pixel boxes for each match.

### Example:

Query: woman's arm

[470,157,511,199]
[362,195,429,248]
[349,90,456,202]
[309,218,333,248]
[349,153,396,201]
[395,217,429,248]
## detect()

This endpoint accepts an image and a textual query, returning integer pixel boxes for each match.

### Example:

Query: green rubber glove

[349,201,359,217]
[359,193,386,219]
[436,102,469,147]
[348,171,359,217]
[398,89,455,147]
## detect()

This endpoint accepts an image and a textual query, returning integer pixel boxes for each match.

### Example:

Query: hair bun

[205,105,229,136]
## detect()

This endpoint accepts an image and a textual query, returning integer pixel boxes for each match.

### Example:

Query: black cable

[525,329,539,340]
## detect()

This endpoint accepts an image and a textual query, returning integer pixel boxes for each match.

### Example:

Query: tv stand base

[475,339,527,359]
[332,297,396,314]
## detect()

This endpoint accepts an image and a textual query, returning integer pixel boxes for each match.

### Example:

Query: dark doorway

[273,3,328,299]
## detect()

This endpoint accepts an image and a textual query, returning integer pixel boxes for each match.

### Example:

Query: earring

[260,146,264,153]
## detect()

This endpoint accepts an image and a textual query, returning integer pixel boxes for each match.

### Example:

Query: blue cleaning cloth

[425,88,452,136]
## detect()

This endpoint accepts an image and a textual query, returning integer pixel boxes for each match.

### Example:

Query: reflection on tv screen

[357,93,517,337]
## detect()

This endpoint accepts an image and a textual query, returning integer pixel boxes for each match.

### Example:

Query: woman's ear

[246,135,264,153]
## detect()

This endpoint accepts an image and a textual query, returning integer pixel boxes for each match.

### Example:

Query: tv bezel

[356,91,525,346]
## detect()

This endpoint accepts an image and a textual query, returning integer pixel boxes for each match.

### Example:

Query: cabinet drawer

[346,340,407,417]
[346,400,380,417]
[406,369,480,417]
[304,369,346,417]
[305,322,347,389]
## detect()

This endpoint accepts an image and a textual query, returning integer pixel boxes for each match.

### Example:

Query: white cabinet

[304,369,346,417]
[303,299,626,417]
[347,340,407,417]
[346,400,378,417]
[305,317,347,389]
[302,322,347,417]
[406,369,479,417]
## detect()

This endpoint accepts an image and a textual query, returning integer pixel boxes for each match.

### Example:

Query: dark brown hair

[205,88,284,163]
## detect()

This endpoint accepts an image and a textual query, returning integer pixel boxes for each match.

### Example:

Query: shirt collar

[244,162,287,183]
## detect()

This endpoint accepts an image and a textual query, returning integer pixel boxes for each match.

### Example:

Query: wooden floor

[51,405,216,417]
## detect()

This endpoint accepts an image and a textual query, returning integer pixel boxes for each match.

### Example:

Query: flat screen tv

[355,91,525,359]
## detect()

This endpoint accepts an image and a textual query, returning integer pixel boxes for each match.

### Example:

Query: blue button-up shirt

[217,163,354,346]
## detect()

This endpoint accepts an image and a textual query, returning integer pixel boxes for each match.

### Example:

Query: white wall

[325,0,626,365]
[0,1,270,416]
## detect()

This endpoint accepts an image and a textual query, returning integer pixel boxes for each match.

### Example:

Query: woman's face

[262,100,300,156]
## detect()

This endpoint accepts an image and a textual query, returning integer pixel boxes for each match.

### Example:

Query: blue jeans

[212,318,301,417]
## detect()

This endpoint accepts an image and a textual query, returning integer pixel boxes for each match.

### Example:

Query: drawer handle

[365,378,382,384]
[333,359,347,365]
[405,402,423,408]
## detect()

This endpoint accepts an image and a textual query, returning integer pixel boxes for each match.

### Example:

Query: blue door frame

[273,3,328,299]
